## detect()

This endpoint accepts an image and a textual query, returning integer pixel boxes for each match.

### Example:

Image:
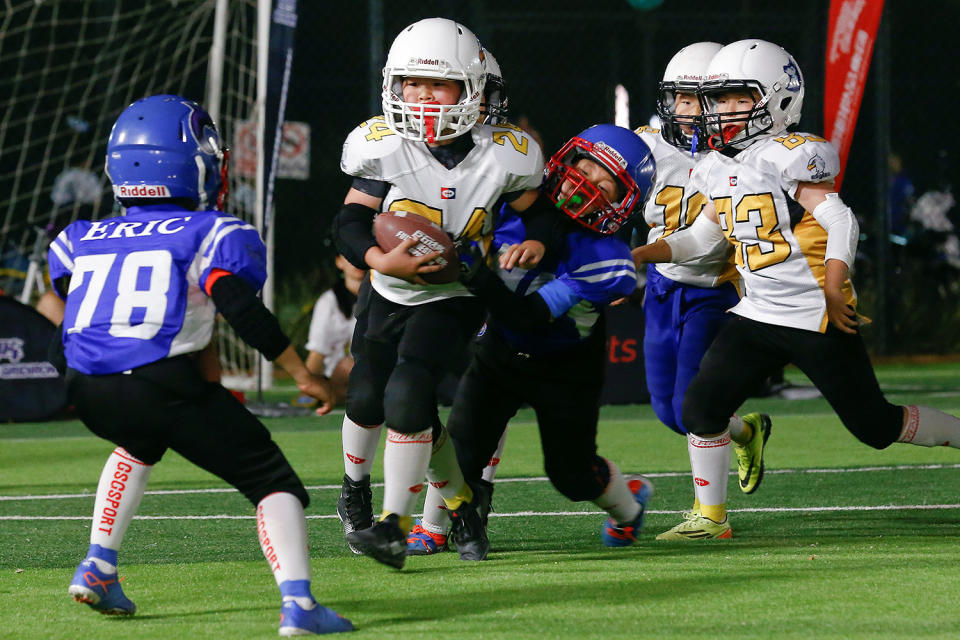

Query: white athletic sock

[687,431,731,515]
[256,492,311,586]
[89,447,152,552]
[481,428,509,483]
[342,415,381,481]
[727,414,747,443]
[898,405,960,448]
[382,427,432,518]
[593,459,640,524]
[419,485,449,534]
[425,427,466,504]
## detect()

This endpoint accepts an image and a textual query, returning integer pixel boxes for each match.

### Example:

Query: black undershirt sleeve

[461,263,553,331]
[209,275,290,361]
[331,202,378,270]
[351,177,391,199]
[511,192,565,257]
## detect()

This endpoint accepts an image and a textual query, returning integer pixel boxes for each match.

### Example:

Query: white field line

[2,462,959,502]
[2,503,959,522]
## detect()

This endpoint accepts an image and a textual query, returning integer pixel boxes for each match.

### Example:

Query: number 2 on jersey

[68,250,172,339]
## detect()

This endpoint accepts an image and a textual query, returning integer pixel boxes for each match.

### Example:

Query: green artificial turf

[2,362,959,639]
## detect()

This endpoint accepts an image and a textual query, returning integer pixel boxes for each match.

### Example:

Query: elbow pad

[811,193,859,268]
[332,202,378,270]
[209,274,290,360]
[662,214,727,263]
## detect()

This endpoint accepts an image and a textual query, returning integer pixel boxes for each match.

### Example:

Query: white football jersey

[691,132,855,333]
[635,126,736,288]
[341,117,544,305]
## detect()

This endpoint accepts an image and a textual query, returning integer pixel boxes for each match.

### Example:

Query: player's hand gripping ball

[373,211,460,284]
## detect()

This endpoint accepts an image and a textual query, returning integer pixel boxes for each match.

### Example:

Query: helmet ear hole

[780,96,793,111]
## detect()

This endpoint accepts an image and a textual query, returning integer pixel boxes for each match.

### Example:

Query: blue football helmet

[543,124,655,234]
[105,94,226,210]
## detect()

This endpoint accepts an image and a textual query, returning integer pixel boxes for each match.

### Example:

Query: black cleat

[449,486,490,561]
[345,514,407,569]
[337,474,373,555]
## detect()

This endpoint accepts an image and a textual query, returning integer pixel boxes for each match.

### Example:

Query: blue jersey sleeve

[47,226,80,298]
[557,233,637,305]
[197,215,267,293]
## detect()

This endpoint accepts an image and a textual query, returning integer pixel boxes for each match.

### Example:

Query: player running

[426,124,657,556]
[408,47,514,556]
[635,42,770,537]
[632,39,960,539]
[51,95,353,635]
[332,18,558,570]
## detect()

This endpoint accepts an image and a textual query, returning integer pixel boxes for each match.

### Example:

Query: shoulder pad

[757,133,841,185]
[340,116,405,179]
[476,123,545,180]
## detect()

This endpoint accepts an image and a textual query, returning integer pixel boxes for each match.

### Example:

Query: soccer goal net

[0,0,271,389]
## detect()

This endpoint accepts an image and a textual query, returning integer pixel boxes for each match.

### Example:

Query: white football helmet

[481,48,508,124]
[656,41,723,150]
[698,39,805,150]
[381,18,486,143]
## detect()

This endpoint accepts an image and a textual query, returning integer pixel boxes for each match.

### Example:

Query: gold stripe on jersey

[460,207,486,241]
[388,199,443,227]
[793,211,858,332]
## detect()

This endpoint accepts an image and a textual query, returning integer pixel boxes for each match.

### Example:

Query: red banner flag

[824,0,885,191]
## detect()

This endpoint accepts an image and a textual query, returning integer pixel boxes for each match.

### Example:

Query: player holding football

[51,95,353,635]
[426,124,657,555]
[332,18,557,569]
[407,48,513,557]
[635,42,771,539]
[632,39,960,539]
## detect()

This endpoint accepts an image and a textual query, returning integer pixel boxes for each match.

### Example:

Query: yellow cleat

[655,514,732,540]
[735,413,772,494]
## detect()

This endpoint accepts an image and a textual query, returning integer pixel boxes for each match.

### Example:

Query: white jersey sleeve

[755,132,841,198]
[340,116,407,181]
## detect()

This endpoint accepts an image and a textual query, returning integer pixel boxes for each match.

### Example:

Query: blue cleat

[406,519,448,556]
[68,559,136,615]
[601,476,655,547]
[279,599,354,636]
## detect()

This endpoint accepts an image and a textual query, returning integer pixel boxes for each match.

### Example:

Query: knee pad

[844,403,903,450]
[383,358,437,434]
[345,359,386,427]
[545,455,610,502]
[680,395,728,437]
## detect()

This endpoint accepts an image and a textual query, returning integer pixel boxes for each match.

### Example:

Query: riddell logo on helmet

[114,185,171,198]
[410,57,442,66]
[594,142,627,169]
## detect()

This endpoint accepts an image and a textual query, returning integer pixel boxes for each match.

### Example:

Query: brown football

[372,211,460,284]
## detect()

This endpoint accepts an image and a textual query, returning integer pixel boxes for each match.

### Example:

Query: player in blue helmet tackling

[50,95,353,635]
[422,124,658,555]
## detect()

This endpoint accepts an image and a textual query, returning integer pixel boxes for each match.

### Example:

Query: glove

[455,239,486,285]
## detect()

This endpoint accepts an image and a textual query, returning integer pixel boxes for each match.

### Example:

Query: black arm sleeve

[331,202,378,270]
[47,324,66,376]
[53,275,71,299]
[513,193,565,257]
[209,275,290,361]
[462,263,553,331]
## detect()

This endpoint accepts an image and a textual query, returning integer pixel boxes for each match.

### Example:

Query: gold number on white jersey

[772,133,827,150]
[492,130,529,155]
[715,193,791,271]
[655,186,708,238]
[388,199,488,241]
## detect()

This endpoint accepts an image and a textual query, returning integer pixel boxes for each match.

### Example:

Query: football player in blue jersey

[49,95,353,635]
[634,43,771,535]
[423,125,658,555]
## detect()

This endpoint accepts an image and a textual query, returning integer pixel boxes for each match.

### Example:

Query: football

[373,211,460,284]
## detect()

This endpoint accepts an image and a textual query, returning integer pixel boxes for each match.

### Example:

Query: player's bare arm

[795,181,859,334]
[498,188,546,270]
[275,345,336,415]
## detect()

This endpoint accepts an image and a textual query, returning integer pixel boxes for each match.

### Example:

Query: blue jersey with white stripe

[47,205,265,375]
[490,210,637,354]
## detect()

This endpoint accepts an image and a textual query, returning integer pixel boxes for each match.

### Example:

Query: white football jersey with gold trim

[341,117,544,305]
[635,126,736,288]
[691,132,854,333]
